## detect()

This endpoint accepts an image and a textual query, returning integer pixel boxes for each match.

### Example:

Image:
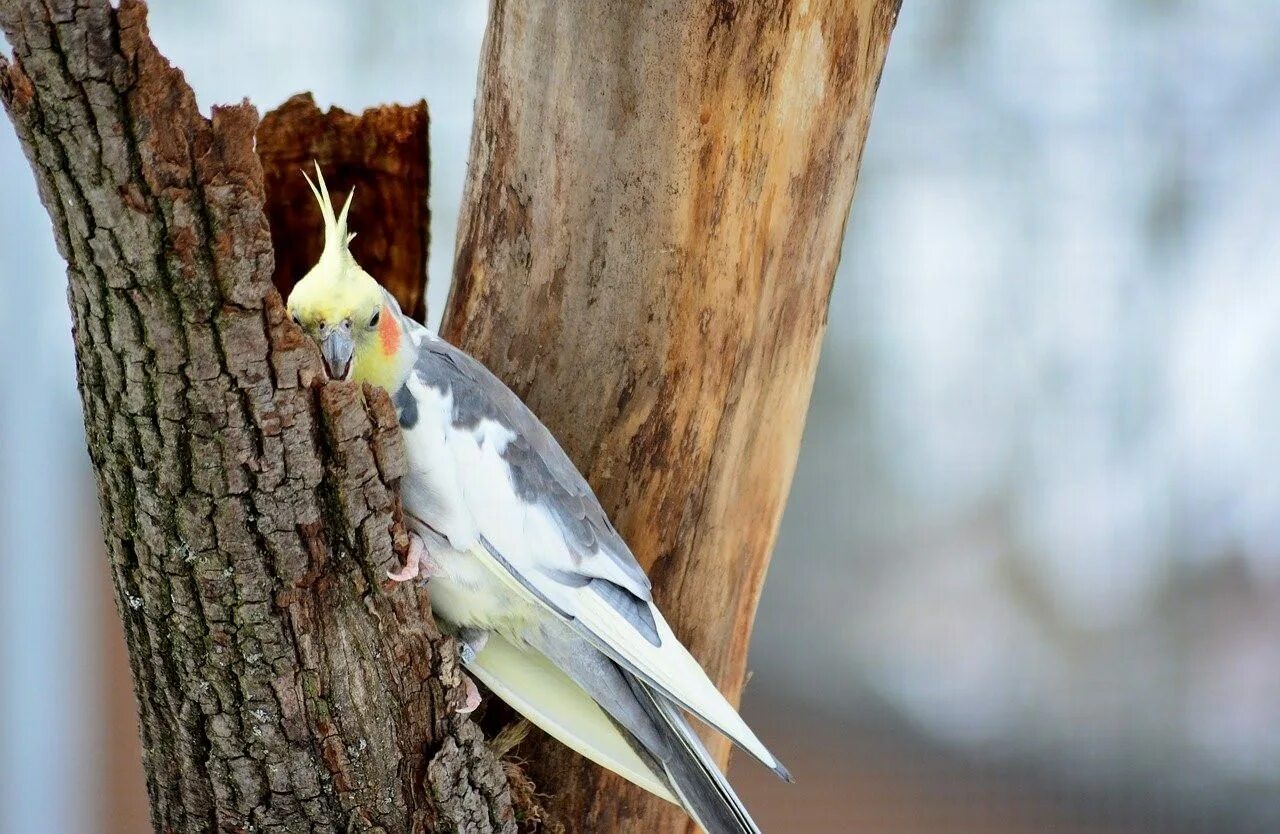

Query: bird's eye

[368,309,381,328]
[291,311,301,326]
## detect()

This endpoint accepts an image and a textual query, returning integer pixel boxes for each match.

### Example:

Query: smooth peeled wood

[0,1,513,831]
[447,0,900,830]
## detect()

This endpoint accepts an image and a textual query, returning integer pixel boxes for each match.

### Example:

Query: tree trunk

[447,0,899,831]
[0,1,514,832]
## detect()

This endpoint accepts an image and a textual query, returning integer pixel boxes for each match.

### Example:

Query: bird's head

[286,165,415,392]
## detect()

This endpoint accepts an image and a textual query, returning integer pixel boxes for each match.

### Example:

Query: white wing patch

[396,378,479,548]
[564,581,781,772]
[454,538,784,774]
[473,418,517,454]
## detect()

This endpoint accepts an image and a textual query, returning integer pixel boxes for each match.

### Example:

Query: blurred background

[3,1,1279,832]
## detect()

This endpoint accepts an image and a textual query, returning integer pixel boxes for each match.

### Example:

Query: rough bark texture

[447,0,899,831]
[0,1,512,832]
[258,94,431,322]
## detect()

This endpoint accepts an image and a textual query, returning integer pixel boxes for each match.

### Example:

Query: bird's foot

[387,531,438,583]
[456,628,489,665]
[452,630,487,714]
[458,673,482,715]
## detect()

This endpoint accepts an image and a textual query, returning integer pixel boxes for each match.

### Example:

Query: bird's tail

[501,622,766,833]
[625,671,762,834]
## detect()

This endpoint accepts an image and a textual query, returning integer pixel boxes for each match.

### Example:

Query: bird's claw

[387,531,436,583]
[458,673,482,715]
[453,630,487,713]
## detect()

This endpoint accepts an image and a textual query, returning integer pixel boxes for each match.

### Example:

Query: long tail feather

[625,672,762,834]
[516,622,763,834]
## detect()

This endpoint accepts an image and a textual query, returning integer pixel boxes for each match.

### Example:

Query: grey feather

[557,607,790,783]
[415,337,652,599]
[588,578,660,647]
[393,382,418,429]
[630,677,762,834]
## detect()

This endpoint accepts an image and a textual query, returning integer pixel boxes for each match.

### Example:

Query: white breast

[398,377,476,545]
[397,375,539,637]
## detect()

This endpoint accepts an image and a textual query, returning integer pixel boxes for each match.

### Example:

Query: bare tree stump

[448,0,900,830]
[0,1,511,831]
[258,94,432,322]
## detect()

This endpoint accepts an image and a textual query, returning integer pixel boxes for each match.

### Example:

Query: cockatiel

[286,166,790,834]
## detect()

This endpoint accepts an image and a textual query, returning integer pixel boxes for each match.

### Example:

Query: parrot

[286,166,790,834]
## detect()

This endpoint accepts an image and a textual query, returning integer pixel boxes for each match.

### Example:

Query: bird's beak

[319,326,354,380]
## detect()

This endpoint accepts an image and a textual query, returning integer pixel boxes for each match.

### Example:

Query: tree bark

[447,0,899,831]
[0,1,513,832]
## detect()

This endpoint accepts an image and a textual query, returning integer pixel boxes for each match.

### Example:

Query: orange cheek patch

[378,305,400,356]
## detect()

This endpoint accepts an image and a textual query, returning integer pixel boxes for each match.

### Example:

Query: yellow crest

[302,162,357,271]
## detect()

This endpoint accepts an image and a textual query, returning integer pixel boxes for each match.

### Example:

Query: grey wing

[413,334,654,604]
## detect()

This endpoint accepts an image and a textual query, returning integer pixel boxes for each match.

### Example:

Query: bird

[286,165,790,834]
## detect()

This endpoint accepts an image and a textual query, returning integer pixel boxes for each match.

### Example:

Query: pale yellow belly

[425,544,540,642]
